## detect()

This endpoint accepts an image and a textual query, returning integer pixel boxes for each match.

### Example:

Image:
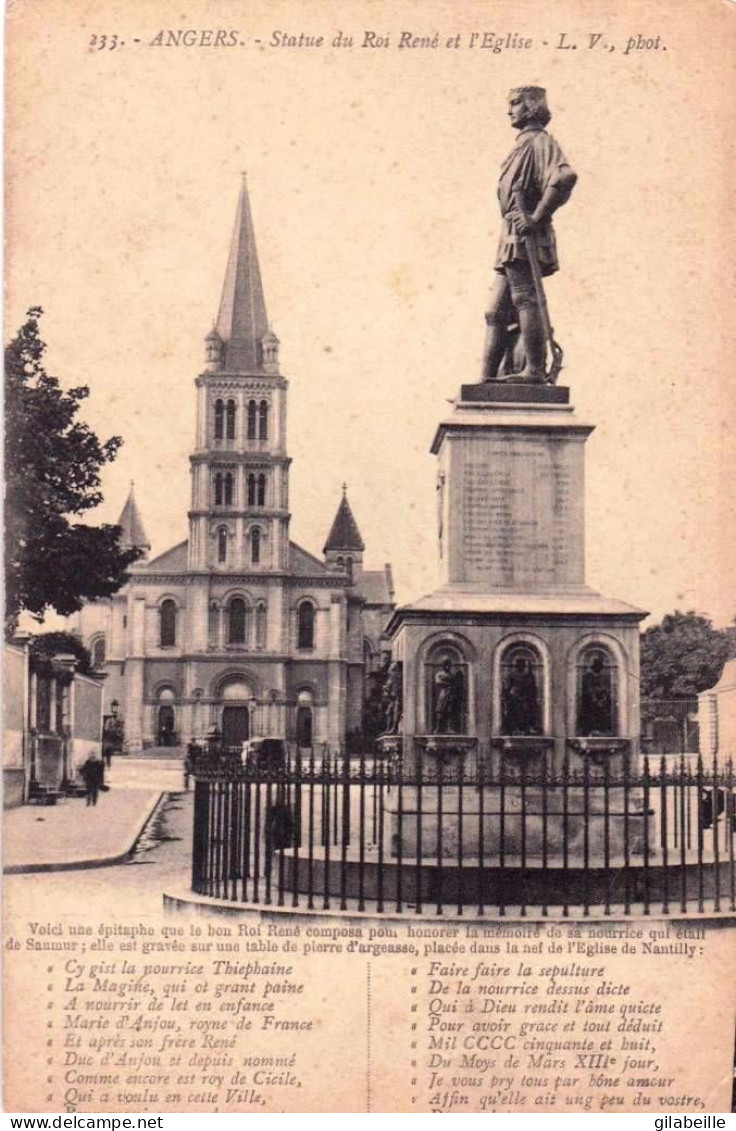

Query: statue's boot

[480,316,509,383]
[517,304,547,383]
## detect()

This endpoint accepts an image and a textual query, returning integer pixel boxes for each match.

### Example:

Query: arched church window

[345,556,353,583]
[227,597,248,645]
[257,474,266,507]
[214,472,223,506]
[214,399,224,440]
[251,527,261,565]
[247,474,256,506]
[224,472,234,506]
[425,642,467,734]
[297,601,315,650]
[247,400,257,440]
[576,645,618,736]
[217,526,228,564]
[160,600,177,648]
[363,639,375,672]
[91,637,106,668]
[226,399,236,440]
[500,643,543,735]
[259,400,269,440]
[255,602,267,648]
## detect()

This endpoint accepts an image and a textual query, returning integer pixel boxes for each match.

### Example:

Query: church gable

[144,540,189,573]
[288,541,331,578]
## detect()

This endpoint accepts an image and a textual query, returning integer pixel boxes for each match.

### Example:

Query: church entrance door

[296,706,313,748]
[222,705,249,750]
[157,704,176,746]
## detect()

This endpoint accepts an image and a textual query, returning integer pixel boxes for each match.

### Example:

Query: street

[4,758,194,921]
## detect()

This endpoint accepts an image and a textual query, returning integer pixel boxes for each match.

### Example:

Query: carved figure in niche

[579,654,614,736]
[433,659,465,734]
[502,654,541,735]
[381,661,403,736]
[364,653,390,739]
[481,86,577,384]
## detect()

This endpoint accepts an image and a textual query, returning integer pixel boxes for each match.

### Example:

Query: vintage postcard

[3,0,736,1116]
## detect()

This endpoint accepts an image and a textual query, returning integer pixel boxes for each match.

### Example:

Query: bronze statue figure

[481,87,577,385]
[433,659,465,734]
[502,654,541,735]
[380,660,403,736]
[578,654,615,736]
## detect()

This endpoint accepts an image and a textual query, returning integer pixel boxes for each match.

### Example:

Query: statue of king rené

[481,86,577,385]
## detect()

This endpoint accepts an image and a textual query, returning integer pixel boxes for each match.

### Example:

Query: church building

[75,179,394,754]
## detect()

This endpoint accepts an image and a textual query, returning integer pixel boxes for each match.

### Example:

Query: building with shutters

[73,178,395,754]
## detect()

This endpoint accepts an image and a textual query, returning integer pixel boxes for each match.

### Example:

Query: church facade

[74,181,394,754]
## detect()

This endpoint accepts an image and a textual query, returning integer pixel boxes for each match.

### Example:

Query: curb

[3,791,165,876]
[161,885,736,925]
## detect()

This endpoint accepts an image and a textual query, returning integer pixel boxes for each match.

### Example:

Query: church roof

[144,540,189,572]
[357,566,394,606]
[216,175,270,372]
[323,490,365,553]
[289,541,330,576]
[140,538,331,578]
[117,484,150,552]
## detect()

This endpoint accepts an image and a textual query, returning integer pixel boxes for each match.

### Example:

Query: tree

[640,610,735,700]
[4,308,140,636]
[29,631,94,676]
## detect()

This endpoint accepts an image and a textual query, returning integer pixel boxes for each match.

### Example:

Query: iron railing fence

[641,698,700,755]
[191,751,735,918]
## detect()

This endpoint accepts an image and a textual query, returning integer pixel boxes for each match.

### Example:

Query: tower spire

[117,483,150,560]
[324,489,365,554]
[215,176,270,372]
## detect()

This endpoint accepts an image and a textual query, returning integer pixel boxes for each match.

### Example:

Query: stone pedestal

[384,382,648,867]
[385,785,648,862]
[434,385,590,592]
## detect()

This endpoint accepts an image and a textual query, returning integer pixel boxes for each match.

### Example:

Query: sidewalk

[3,787,163,874]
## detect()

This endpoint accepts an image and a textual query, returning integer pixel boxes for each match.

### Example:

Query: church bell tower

[188,176,291,575]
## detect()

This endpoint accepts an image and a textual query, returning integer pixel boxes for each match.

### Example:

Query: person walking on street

[81,755,101,806]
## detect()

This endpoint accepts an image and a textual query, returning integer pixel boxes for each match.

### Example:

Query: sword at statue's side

[513,189,564,385]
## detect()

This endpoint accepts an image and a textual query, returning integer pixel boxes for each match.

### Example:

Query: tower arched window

[160,600,177,648]
[247,400,257,440]
[576,645,618,737]
[214,472,223,506]
[226,399,236,440]
[259,400,269,440]
[224,472,234,506]
[251,527,261,565]
[91,637,106,668]
[248,474,256,506]
[227,597,248,645]
[345,556,353,583]
[257,474,266,507]
[500,642,543,736]
[217,526,228,564]
[214,399,224,440]
[297,601,315,650]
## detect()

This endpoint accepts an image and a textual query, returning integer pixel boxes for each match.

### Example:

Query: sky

[6,0,736,629]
